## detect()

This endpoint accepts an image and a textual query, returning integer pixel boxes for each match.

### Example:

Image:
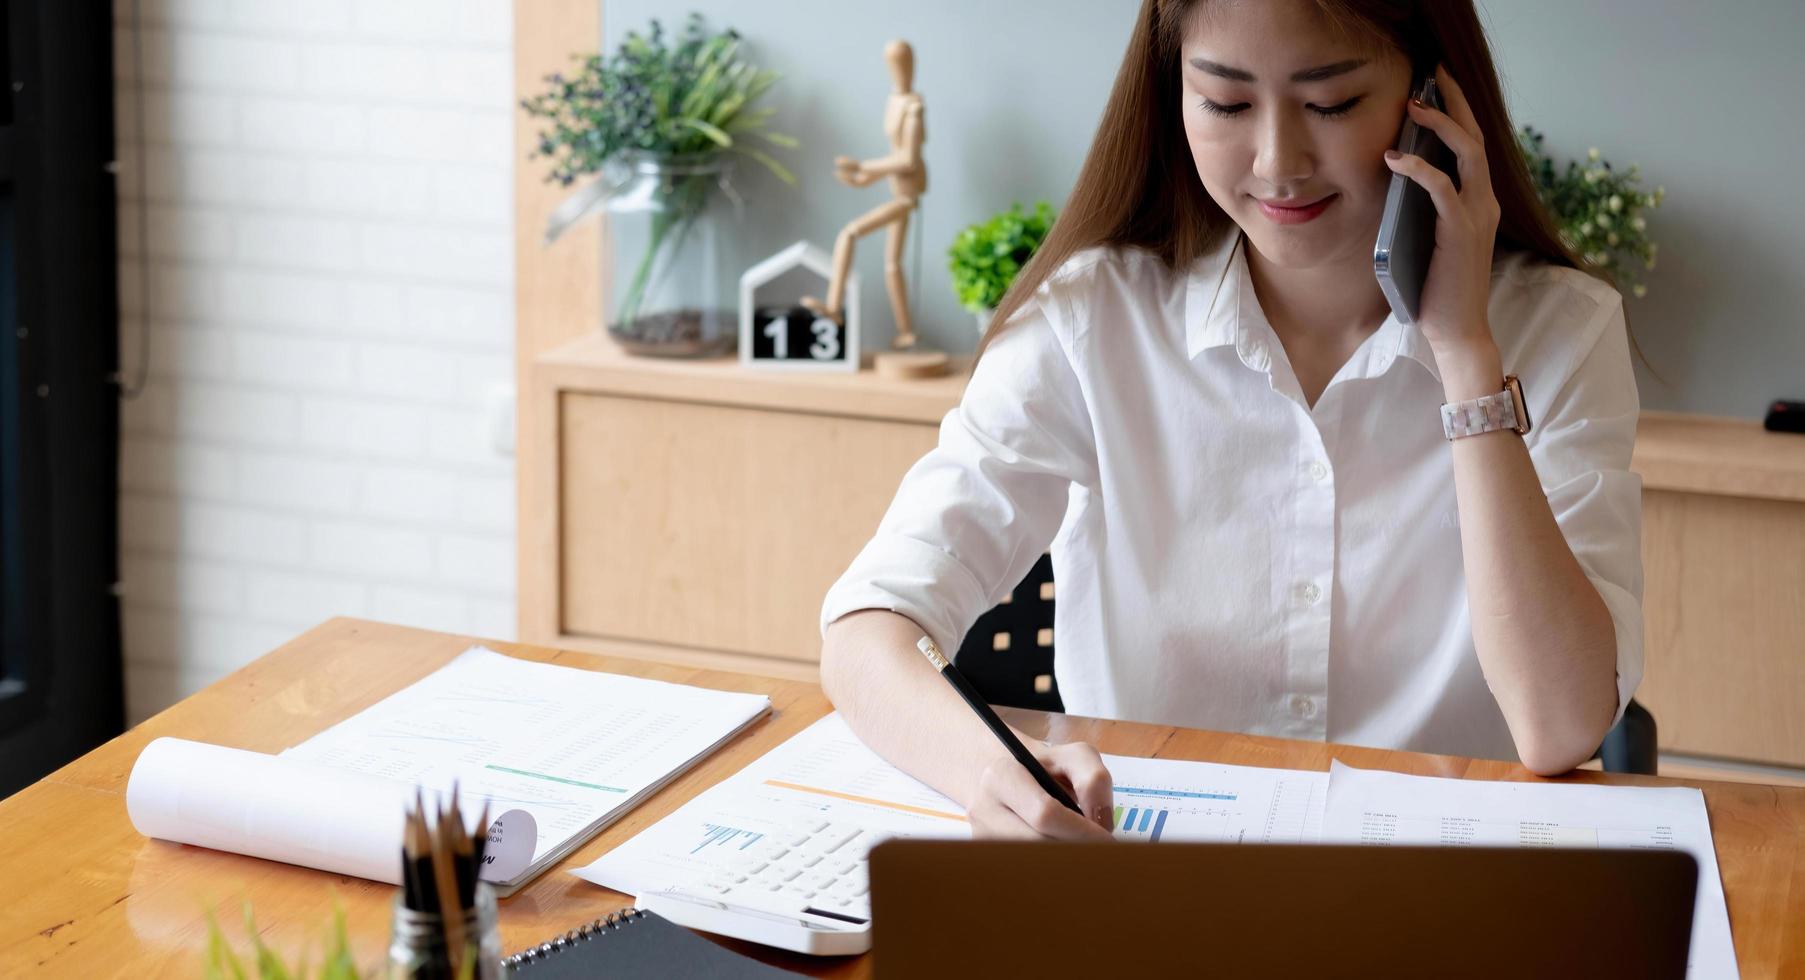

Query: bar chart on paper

[1101,756,1328,844]
[1112,785,1238,842]
[691,823,765,854]
[574,715,972,898]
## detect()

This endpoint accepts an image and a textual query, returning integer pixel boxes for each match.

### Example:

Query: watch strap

[1442,376,1529,440]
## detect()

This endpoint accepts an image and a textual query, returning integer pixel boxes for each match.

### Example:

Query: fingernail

[1384,149,1400,161]
[1411,98,1426,109]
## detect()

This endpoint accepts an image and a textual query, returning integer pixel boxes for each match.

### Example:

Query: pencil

[915,635,1084,816]
[431,787,468,971]
[471,800,490,883]
[409,789,434,912]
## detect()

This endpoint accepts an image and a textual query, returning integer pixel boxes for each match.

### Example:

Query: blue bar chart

[1111,783,1246,842]
[1100,753,1329,845]
[691,822,765,854]
[1113,805,1172,842]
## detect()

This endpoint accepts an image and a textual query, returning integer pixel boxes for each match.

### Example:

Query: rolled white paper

[126,737,535,885]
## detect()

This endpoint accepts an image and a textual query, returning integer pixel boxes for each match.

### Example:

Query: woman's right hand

[967,739,1116,840]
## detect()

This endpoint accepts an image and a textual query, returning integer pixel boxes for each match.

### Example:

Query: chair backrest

[953,553,1063,712]
[1599,699,1658,775]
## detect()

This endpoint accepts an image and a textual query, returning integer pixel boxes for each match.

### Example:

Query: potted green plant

[1517,126,1665,299]
[947,200,1057,336]
[521,14,797,357]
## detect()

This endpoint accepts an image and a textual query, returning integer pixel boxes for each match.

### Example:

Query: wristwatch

[1441,374,1531,440]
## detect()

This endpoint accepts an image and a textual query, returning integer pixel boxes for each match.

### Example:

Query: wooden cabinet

[1631,412,1805,767]
[523,335,963,679]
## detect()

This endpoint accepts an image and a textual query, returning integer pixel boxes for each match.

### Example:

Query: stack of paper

[127,646,772,894]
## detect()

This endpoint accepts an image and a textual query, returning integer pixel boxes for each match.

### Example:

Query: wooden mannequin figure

[802,40,950,379]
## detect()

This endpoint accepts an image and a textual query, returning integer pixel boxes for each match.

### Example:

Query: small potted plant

[522,14,797,357]
[947,200,1057,336]
[1517,126,1665,299]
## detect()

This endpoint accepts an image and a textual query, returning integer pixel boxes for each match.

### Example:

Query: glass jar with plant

[1517,125,1665,299]
[947,200,1057,336]
[522,14,797,357]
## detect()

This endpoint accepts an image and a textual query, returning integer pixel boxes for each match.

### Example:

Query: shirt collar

[1391,312,1442,383]
[1183,228,1442,384]
[1183,229,1251,361]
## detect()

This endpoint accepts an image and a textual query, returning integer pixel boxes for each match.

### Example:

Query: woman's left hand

[1383,63,1501,357]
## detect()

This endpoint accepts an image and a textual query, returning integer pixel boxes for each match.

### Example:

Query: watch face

[1504,375,1531,434]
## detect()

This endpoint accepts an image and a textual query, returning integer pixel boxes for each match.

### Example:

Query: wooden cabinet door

[559,393,939,664]
[1638,490,1805,766]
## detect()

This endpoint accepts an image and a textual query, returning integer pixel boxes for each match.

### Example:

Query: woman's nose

[1251,109,1314,190]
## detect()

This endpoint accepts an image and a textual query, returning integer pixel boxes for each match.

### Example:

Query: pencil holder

[386,881,502,980]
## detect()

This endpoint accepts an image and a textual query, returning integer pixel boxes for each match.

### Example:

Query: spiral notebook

[503,909,804,979]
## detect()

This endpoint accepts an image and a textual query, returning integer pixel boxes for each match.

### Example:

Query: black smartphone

[1373,76,1460,325]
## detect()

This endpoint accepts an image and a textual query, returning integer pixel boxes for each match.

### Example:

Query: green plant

[521,13,797,329]
[204,902,365,980]
[520,13,795,187]
[947,201,1058,313]
[1517,126,1665,298]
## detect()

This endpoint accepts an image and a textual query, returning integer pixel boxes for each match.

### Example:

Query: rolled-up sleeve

[819,290,1098,656]
[1525,291,1644,727]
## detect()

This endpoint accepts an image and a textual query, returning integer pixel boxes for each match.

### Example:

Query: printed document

[128,646,771,893]
[1323,761,1737,979]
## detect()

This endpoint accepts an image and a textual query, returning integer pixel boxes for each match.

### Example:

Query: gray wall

[602,0,1804,417]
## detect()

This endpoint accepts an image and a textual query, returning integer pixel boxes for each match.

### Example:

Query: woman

[820,0,1642,839]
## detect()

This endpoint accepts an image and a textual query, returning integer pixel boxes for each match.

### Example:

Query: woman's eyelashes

[1197,95,1365,119]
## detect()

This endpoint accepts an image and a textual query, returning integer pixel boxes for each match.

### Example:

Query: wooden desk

[4,619,1802,977]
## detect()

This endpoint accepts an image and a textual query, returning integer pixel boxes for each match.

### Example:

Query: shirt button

[1291,695,1318,719]
[1308,461,1329,482]
[1299,582,1323,604]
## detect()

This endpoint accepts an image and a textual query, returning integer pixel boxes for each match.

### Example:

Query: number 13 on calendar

[738,241,862,373]
[763,314,841,361]
[745,306,857,372]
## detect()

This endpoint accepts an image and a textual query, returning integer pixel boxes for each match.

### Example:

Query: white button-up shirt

[821,230,1642,762]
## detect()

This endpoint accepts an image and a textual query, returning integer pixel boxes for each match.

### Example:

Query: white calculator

[636,816,883,955]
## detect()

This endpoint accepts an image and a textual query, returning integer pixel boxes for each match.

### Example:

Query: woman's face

[1181,0,1413,271]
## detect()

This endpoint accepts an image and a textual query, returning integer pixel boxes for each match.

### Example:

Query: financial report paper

[1323,761,1737,979]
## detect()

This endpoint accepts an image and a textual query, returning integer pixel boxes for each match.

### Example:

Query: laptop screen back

[869,841,1696,979]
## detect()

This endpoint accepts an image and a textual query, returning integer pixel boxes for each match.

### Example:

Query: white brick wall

[114,0,518,723]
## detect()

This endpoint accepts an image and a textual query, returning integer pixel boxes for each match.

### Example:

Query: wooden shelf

[1632,410,1805,503]
[533,345,1805,496]
[534,331,969,425]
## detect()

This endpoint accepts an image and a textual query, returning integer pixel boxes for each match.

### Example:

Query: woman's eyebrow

[1188,57,1368,83]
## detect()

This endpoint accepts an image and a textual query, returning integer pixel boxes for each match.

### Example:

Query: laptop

[868,841,1697,979]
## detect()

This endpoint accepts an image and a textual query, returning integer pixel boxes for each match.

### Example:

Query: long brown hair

[980,0,1613,357]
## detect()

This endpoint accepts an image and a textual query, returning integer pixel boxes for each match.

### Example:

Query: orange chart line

[762,779,968,823]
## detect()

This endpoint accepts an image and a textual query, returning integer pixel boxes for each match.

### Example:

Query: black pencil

[915,635,1084,816]
[471,801,490,887]
[408,788,435,913]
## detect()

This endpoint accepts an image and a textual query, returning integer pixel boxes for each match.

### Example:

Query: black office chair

[954,554,1065,713]
[1599,700,1658,775]
[954,556,1659,775]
